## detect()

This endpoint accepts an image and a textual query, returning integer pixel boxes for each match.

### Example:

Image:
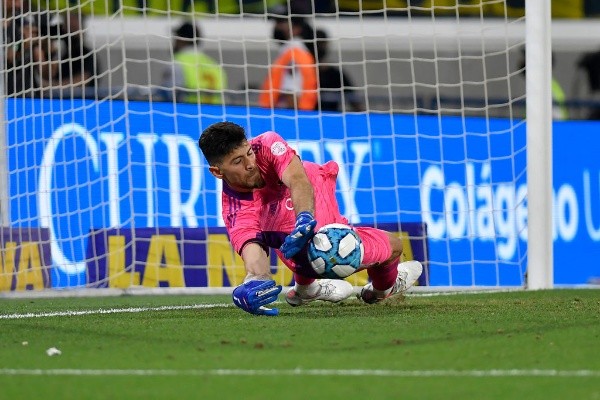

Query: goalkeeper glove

[280,211,317,259]
[232,280,282,316]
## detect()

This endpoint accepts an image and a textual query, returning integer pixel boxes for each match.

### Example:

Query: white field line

[0,303,233,320]
[0,290,529,320]
[0,286,592,319]
[0,368,598,378]
[3,304,599,379]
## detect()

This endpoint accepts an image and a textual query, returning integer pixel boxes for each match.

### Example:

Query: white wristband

[243,273,271,283]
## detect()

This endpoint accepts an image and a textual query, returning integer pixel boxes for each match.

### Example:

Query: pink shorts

[354,226,392,267]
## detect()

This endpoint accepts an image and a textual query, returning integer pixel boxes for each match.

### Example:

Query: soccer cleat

[286,279,354,307]
[359,260,423,304]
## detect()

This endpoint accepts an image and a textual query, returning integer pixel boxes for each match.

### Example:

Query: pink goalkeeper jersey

[221,131,348,257]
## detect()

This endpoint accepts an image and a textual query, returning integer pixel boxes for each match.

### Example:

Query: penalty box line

[0,368,598,378]
[0,303,233,320]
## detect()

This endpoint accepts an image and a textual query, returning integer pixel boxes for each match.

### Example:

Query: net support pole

[0,4,9,227]
[525,0,553,289]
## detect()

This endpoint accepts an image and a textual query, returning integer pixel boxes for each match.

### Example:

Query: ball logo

[271,141,286,156]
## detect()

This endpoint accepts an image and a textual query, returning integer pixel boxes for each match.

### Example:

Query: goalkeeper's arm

[279,156,317,258]
[240,242,272,280]
[281,156,315,218]
[231,242,282,317]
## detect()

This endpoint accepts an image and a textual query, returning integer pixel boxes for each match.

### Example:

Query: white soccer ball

[307,223,364,279]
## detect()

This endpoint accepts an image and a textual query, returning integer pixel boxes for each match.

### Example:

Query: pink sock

[367,257,399,291]
[294,272,315,286]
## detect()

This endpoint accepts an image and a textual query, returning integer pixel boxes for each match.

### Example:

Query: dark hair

[173,21,202,49]
[198,121,248,166]
[174,22,201,40]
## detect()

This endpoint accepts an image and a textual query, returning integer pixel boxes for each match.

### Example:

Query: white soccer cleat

[359,260,423,304]
[286,279,354,307]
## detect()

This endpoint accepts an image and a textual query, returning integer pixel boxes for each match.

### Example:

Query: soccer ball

[307,223,364,279]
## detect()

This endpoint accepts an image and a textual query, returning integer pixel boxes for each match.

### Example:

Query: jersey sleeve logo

[270,141,287,156]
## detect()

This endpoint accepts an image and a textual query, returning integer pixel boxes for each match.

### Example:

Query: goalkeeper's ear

[209,165,223,179]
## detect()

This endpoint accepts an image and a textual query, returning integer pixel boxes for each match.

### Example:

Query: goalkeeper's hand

[232,280,282,316]
[280,211,317,259]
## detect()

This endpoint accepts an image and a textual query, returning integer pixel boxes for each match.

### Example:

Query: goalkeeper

[198,122,423,316]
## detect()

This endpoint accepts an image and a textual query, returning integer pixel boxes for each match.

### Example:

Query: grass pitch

[1,289,598,400]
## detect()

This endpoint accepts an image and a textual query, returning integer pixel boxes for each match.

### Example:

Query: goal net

[1,1,532,294]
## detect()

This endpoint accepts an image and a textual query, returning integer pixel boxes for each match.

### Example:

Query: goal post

[0,1,555,295]
[525,0,553,290]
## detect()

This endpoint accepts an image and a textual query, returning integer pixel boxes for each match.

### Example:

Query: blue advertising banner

[551,120,600,285]
[5,98,600,287]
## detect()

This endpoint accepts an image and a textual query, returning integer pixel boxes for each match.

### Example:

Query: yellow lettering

[14,242,46,290]
[345,269,369,287]
[1,242,17,291]
[399,231,415,262]
[206,234,246,286]
[206,235,300,287]
[142,235,185,287]
[107,235,141,288]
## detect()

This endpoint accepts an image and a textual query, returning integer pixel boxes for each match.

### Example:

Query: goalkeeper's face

[209,142,265,192]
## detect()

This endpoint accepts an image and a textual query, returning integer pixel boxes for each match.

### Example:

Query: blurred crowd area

[20,0,600,18]
[3,0,600,119]
[3,1,99,97]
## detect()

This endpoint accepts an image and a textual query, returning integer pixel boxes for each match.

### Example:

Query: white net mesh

[1,1,528,293]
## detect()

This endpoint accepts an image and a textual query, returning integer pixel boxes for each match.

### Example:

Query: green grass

[1,289,599,399]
